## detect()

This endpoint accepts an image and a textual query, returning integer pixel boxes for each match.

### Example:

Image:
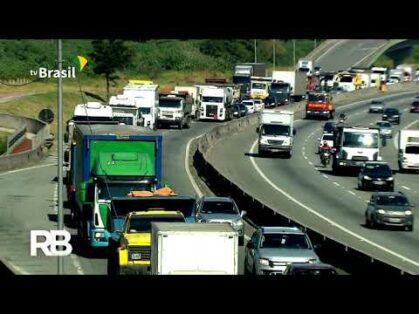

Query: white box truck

[257,110,295,158]
[151,223,239,275]
[109,94,142,126]
[398,130,419,172]
[272,71,306,102]
[198,87,232,121]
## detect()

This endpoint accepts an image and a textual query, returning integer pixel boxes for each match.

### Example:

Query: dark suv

[382,108,401,124]
[357,162,394,191]
[410,101,419,113]
[365,192,414,231]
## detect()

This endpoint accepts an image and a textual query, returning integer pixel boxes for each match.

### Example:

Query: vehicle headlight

[383,114,387,117]
[94,232,104,239]
[386,177,394,181]
[259,258,270,266]
[308,258,318,264]
[363,176,372,180]
[282,138,290,145]
[260,138,269,144]
[377,209,386,214]
[405,210,412,215]
[197,219,207,223]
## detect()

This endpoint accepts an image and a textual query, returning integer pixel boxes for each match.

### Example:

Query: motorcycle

[320,150,331,167]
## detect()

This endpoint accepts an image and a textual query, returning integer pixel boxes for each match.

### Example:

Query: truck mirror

[240,210,247,218]
[256,127,260,133]
[64,133,69,142]
[293,129,297,135]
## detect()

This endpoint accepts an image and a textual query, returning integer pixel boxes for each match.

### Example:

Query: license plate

[388,218,401,223]
[131,253,142,260]
[373,181,385,185]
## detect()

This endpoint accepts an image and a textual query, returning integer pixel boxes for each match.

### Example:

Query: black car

[410,101,419,113]
[323,122,337,134]
[382,108,401,124]
[283,263,337,276]
[365,192,414,231]
[264,95,276,108]
[357,162,394,191]
[238,103,248,117]
[232,104,241,118]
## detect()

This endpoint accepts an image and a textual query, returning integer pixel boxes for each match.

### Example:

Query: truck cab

[109,94,142,126]
[109,210,186,275]
[250,78,270,100]
[297,59,313,76]
[157,95,191,129]
[257,110,295,158]
[305,92,334,119]
[269,81,290,106]
[199,87,232,121]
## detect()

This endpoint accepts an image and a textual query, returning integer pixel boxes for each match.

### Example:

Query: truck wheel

[406,225,414,232]
[178,121,183,130]
[285,151,292,159]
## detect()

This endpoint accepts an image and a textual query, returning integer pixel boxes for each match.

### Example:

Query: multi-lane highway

[207,95,419,273]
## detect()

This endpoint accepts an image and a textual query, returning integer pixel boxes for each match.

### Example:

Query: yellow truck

[108,210,185,275]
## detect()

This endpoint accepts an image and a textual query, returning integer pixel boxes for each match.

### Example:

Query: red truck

[305,92,334,120]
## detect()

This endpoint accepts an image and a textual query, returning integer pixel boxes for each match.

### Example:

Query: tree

[89,40,133,100]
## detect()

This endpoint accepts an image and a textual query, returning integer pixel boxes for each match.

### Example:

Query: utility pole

[293,39,296,67]
[254,39,257,63]
[273,39,276,72]
[314,39,317,49]
[57,39,64,275]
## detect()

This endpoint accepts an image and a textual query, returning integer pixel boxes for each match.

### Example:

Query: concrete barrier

[189,83,419,275]
[0,114,50,172]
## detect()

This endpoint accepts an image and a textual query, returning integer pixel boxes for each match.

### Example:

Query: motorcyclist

[320,141,332,153]
[319,142,333,166]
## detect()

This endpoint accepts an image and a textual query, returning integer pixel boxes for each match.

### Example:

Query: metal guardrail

[7,125,27,153]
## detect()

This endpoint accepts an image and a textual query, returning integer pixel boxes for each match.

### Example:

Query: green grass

[0,132,7,155]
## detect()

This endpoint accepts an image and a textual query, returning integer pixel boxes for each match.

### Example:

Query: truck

[268,81,290,106]
[151,223,239,275]
[109,94,142,126]
[250,76,271,100]
[174,86,199,118]
[398,130,419,172]
[198,87,233,121]
[256,110,295,158]
[233,63,266,98]
[297,59,313,76]
[371,66,388,82]
[123,84,159,129]
[107,194,197,274]
[305,92,335,119]
[272,71,306,102]
[67,124,163,251]
[388,69,404,84]
[157,94,192,129]
[332,126,381,174]
[396,64,416,82]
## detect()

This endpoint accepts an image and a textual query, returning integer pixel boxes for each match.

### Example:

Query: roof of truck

[76,124,160,136]
[152,222,236,233]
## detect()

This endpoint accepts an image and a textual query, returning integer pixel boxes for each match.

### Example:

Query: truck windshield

[308,94,326,102]
[406,146,419,154]
[252,82,267,89]
[98,182,153,199]
[202,96,223,103]
[159,99,182,108]
[128,215,185,233]
[340,76,353,83]
[260,233,311,249]
[271,83,289,91]
[73,116,113,122]
[343,132,378,148]
[261,124,290,136]
[233,76,250,84]
[139,108,151,115]
[200,201,237,214]
[113,116,133,125]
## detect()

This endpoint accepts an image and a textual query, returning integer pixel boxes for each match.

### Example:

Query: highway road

[207,95,419,274]
[315,40,388,72]
[0,120,248,274]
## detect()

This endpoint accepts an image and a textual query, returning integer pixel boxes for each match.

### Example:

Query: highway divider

[189,82,419,275]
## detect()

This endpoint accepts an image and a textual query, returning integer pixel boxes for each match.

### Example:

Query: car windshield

[371,100,383,105]
[202,96,223,103]
[260,233,311,249]
[200,201,237,214]
[239,104,247,110]
[323,123,336,132]
[128,215,185,233]
[242,101,254,106]
[343,132,378,148]
[363,164,392,176]
[308,94,327,102]
[384,109,398,114]
[376,195,409,206]
[376,122,391,128]
[159,99,182,108]
[406,146,419,154]
[322,134,334,141]
[412,102,419,107]
[261,124,290,136]
[252,82,267,89]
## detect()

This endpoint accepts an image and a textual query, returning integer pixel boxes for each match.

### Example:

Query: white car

[251,99,264,112]
[317,133,334,153]
[242,100,255,114]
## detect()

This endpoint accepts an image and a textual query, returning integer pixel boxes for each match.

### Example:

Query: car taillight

[67,185,76,193]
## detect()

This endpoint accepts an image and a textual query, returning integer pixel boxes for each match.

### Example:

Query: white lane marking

[403,108,409,112]
[249,139,419,271]
[348,191,356,196]
[322,174,328,179]
[0,163,55,176]
[393,119,419,149]
[308,161,313,165]
[402,186,411,191]
[333,182,340,186]
[53,182,84,275]
[185,134,205,197]
[352,41,388,67]
[304,156,308,160]
[315,40,346,62]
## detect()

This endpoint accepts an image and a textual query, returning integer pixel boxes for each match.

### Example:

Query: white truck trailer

[398,129,419,172]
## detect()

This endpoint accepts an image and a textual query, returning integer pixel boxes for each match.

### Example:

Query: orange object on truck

[305,92,334,120]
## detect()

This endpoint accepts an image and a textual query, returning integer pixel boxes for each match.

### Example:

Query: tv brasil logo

[30,55,88,79]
